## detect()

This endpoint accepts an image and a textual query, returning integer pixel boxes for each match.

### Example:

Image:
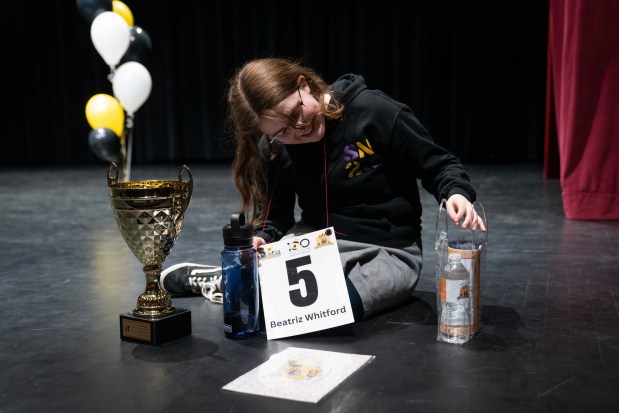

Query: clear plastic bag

[435,200,488,343]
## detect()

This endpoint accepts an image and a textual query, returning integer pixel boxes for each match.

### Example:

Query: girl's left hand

[445,194,487,232]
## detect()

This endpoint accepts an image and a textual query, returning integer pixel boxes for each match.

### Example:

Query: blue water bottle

[221,212,260,339]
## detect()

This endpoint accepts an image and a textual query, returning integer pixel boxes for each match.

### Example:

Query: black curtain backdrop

[2,0,548,166]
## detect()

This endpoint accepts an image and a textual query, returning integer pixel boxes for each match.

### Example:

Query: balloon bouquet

[78,0,153,182]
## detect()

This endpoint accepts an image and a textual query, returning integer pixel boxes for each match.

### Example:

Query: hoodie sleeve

[334,77,476,205]
[387,104,477,204]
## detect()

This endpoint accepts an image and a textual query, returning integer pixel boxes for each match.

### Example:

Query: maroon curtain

[545,0,619,220]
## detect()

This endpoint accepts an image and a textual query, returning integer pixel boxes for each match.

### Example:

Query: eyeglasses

[267,88,305,143]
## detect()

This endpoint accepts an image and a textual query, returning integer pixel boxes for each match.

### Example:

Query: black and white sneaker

[160,263,222,297]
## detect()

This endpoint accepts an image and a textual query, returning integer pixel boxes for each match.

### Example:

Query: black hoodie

[256,74,476,245]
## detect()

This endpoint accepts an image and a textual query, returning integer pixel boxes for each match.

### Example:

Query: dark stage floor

[1,162,618,412]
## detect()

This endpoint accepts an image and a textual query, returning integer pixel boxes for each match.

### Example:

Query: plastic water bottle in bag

[439,253,472,343]
[435,200,487,343]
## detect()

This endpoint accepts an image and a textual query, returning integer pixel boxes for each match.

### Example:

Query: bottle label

[440,278,470,303]
[448,247,481,333]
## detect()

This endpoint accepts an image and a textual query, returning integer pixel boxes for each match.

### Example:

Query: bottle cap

[223,212,253,247]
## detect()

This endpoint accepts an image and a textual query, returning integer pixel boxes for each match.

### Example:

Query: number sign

[258,227,354,340]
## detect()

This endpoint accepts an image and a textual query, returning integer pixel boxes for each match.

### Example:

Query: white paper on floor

[222,347,375,403]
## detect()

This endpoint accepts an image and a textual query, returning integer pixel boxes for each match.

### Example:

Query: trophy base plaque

[120,308,192,346]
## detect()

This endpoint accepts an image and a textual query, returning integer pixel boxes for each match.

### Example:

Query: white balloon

[90,11,130,67]
[113,62,152,115]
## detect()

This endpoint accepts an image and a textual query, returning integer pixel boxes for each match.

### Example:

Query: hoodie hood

[330,74,368,107]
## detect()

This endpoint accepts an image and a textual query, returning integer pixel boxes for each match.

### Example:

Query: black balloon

[76,0,112,23]
[88,128,122,163]
[120,26,153,66]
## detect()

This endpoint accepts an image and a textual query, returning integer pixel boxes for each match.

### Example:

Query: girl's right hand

[253,236,266,250]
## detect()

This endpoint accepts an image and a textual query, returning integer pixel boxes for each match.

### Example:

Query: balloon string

[120,131,127,181]
[107,66,115,83]
[124,115,134,182]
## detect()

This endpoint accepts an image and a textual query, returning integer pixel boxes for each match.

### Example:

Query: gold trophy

[107,162,193,345]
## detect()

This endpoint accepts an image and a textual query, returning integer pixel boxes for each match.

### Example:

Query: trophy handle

[177,165,193,216]
[178,164,193,186]
[107,163,120,187]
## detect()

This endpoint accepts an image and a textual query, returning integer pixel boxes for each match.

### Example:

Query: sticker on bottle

[440,278,470,303]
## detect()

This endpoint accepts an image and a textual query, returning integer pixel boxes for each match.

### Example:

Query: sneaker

[160,263,222,297]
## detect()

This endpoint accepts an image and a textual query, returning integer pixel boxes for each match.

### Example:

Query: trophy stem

[133,264,176,318]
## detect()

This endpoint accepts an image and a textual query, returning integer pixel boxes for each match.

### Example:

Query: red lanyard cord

[323,137,329,228]
[260,160,280,239]
[261,139,347,239]
[324,138,347,237]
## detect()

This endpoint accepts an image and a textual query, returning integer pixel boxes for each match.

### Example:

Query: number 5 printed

[286,256,318,307]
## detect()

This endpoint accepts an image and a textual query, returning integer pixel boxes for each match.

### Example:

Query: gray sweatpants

[284,222,422,319]
[338,238,422,319]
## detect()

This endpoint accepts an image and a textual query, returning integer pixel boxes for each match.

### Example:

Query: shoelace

[201,281,223,304]
[190,268,223,304]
